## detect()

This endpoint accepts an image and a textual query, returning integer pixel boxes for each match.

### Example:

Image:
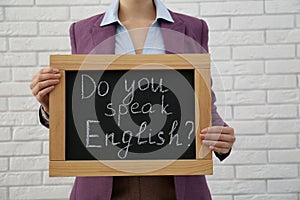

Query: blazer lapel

[91,14,116,54]
[160,10,186,54]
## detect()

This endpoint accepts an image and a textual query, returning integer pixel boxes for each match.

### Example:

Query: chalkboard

[49,54,212,177]
[66,69,195,160]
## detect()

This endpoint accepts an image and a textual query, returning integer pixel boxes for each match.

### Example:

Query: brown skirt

[111,176,176,200]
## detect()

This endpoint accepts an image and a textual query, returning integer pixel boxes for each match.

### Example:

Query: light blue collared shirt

[100,0,174,54]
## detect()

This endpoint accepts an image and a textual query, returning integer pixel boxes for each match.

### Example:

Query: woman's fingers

[202,126,234,134]
[30,67,61,113]
[37,86,55,113]
[31,79,59,96]
[202,140,231,149]
[200,126,235,154]
[200,133,235,143]
[201,126,235,141]
[30,68,60,90]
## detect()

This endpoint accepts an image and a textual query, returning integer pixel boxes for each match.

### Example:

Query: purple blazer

[47,10,230,200]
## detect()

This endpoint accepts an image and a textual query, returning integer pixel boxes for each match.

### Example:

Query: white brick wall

[0,0,299,199]
[231,15,294,30]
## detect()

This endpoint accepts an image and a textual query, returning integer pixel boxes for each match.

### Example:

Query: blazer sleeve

[69,22,77,54]
[39,106,49,128]
[201,19,232,161]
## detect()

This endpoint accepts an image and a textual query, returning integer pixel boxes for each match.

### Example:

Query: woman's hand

[200,126,235,154]
[30,67,61,114]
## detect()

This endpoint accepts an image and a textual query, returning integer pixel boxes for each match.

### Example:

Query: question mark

[185,121,194,146]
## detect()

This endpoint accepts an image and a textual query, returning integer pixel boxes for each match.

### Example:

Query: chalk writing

[86,119,194,159]
[79,73,194,159]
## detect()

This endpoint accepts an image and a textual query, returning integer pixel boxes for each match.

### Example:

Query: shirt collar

[100,0,174,27]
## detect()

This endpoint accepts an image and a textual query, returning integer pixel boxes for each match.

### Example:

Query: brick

[0,127,11,141]
[233,45,295,60]
[0,8,3,21]
[226,120,266,135]
[212,61,264,75]
[101,0,111,4]
[0,98,7,111]
[200,1,263,16]
[38,51,69,66]
[231,15,294,30]
[43,141,49,155]
[269,119,300,133]
[234,75,297,89]
[164,3,198,17]
[206,166,234,180]
[268,179,300,193]
[222,150,267,165]
[164,0,198,2]
[215,105,232,120]
[265,0,300,14]
[269,150,300,163]
[209,31,264,46]
[234,194,298,200]
[0,53,36,67]
[210,47,231,61]
[267,29,300,44]
[215,91,265,105]
[236,164,298,179]
[0,68,11,81]
[0,158,8,171]
[0,188,7,200]
[0,83,32,96]
[12,67,40,81]
[211,196,232,200]
[13,126,48,141]
[234,135,297,149]
[0,142,42,156]
[70,6,108,20]
[268,89,300,103]
[43,172,74,185]
[211,76,233,91]
[0,22,37,36]
[0,172,41,186]
[208,180,266,194]
[5,7,69,21]
[9,186,72,199]
[10,156,48,171]
[202,17,229,31]
[0,0,34,5]
[0,38,7,51]
[9,37,70,51]
[9,97,38,111]
[234,105,297,119]
[36,0,98,5]
[266,60,300,74]
[39,22,71,36]
[0,112,37,125]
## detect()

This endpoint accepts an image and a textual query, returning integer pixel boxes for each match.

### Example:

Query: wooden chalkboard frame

[49,54,212,177]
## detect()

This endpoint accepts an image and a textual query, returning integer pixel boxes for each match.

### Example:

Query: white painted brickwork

[0,0,299,199]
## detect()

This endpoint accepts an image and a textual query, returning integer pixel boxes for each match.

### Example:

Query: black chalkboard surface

[49,54,212,177]
[66,70,195,160]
